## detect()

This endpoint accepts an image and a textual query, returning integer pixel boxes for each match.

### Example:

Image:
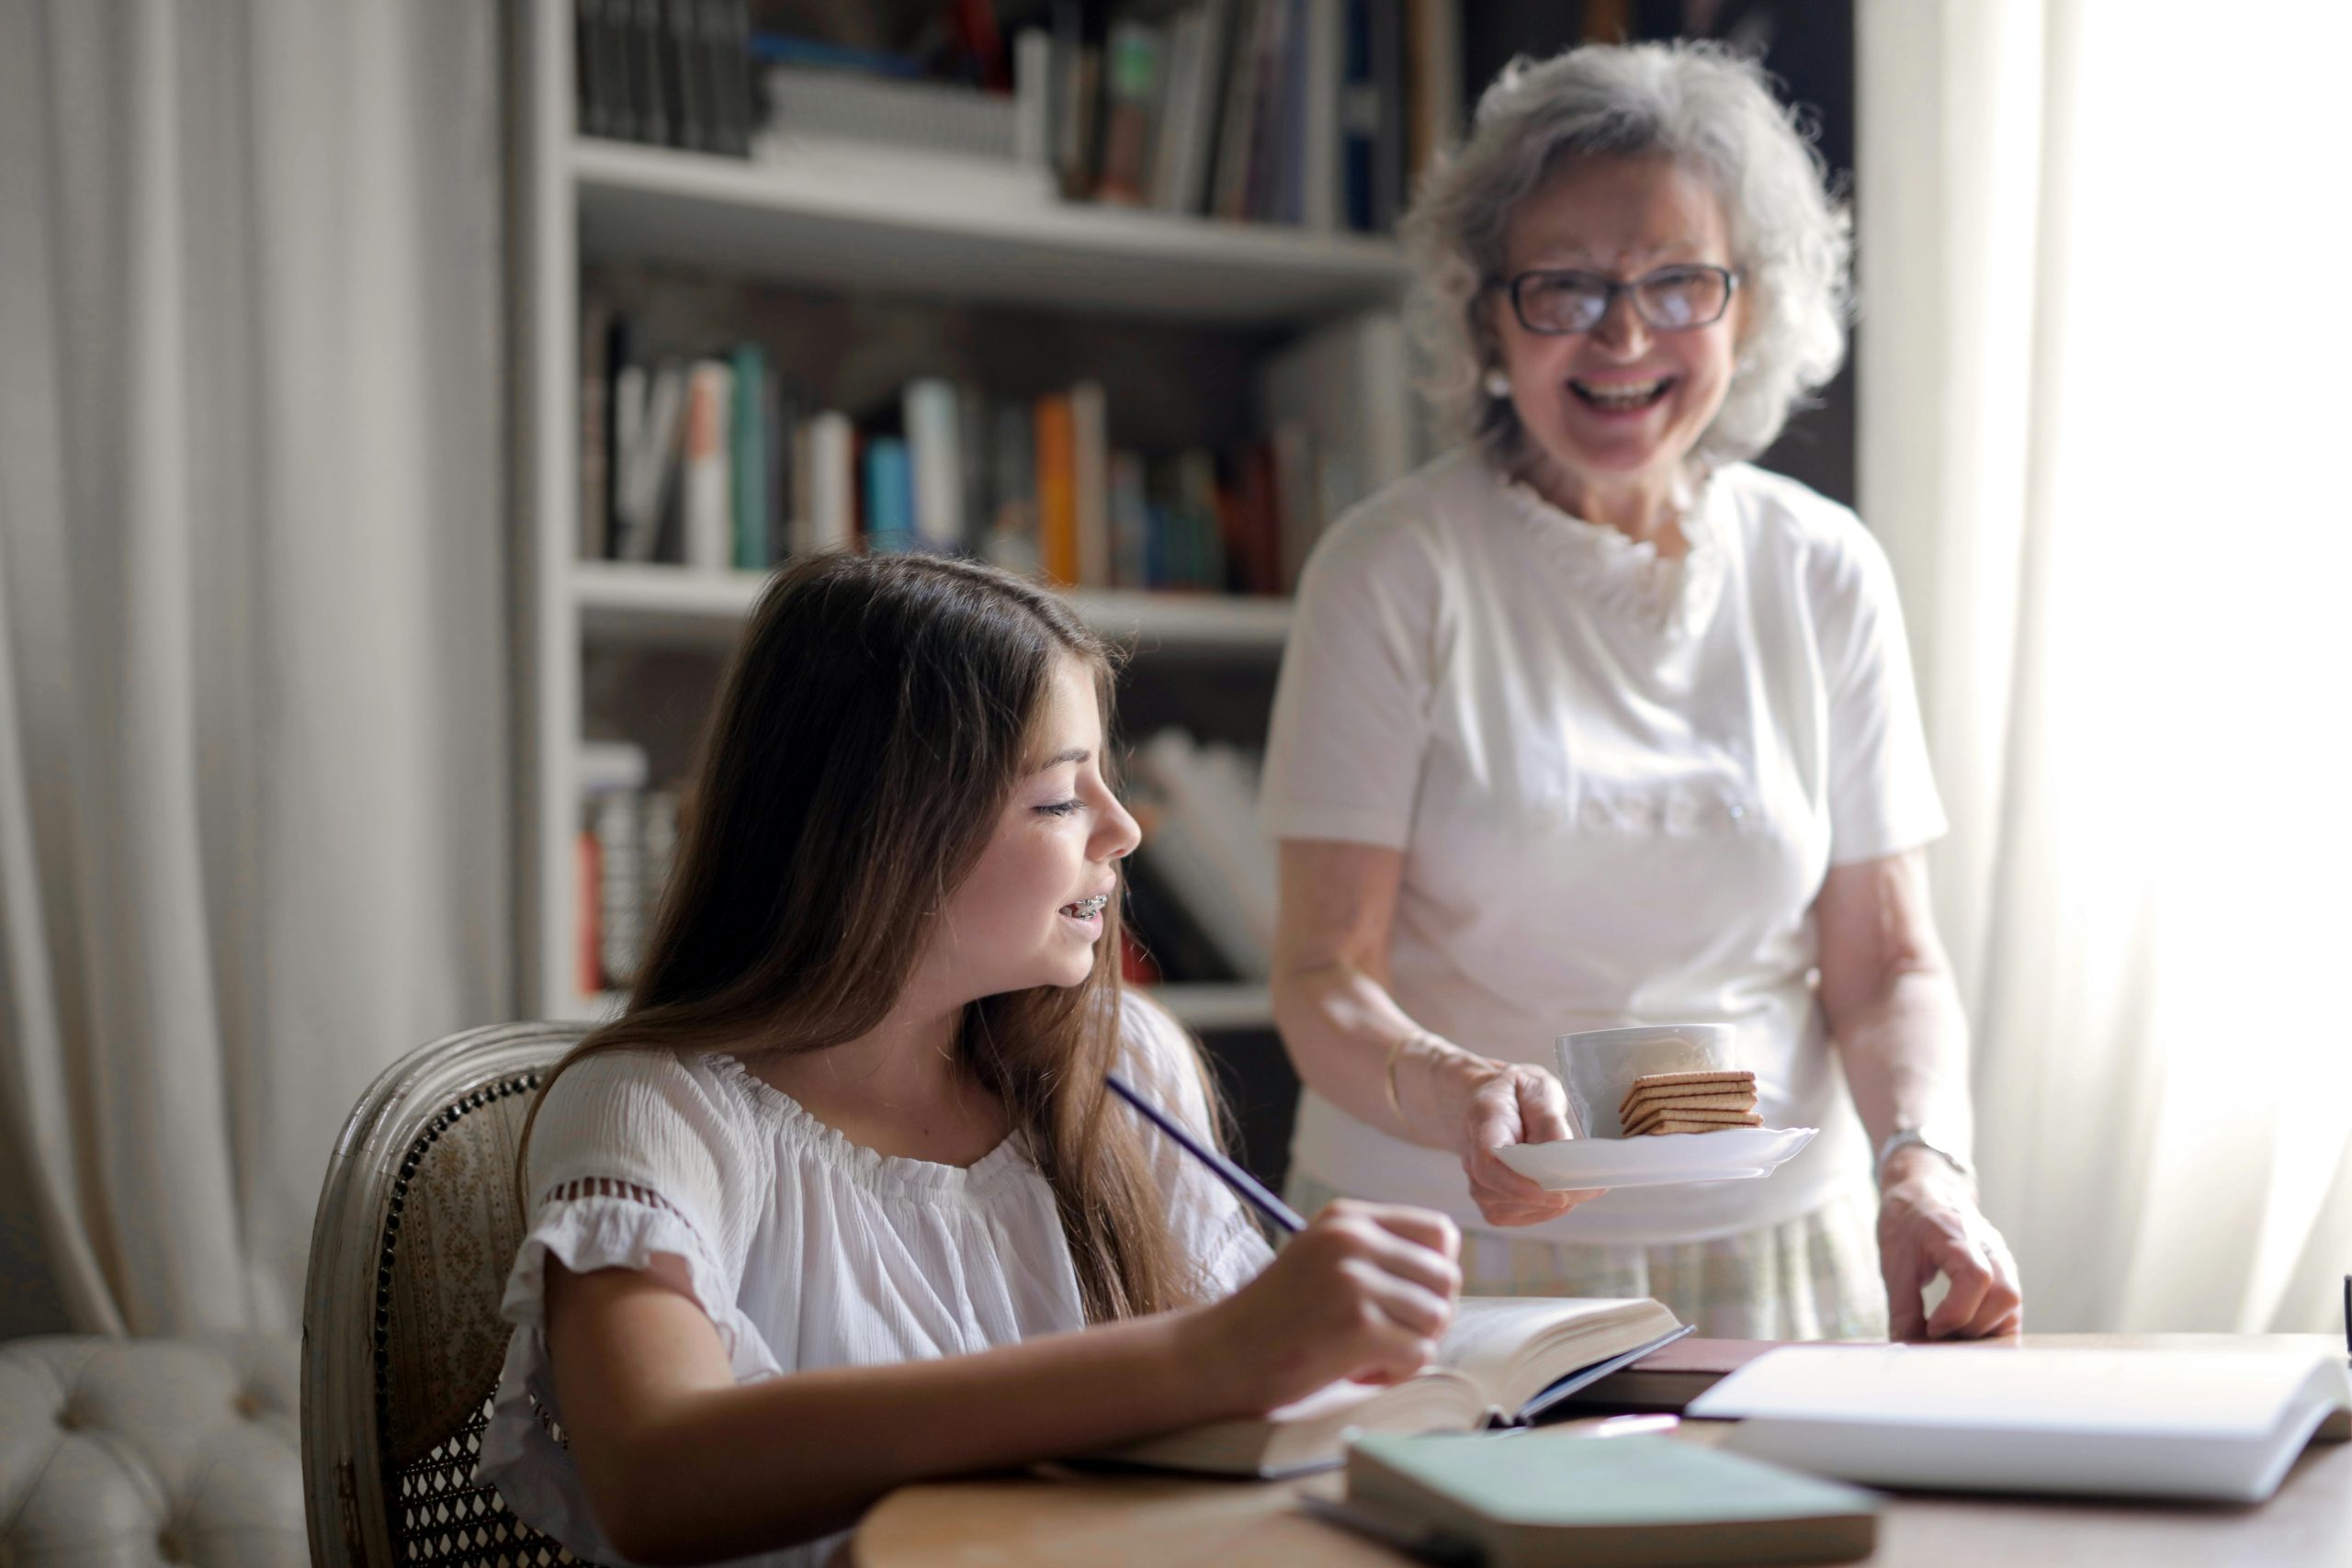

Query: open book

[1690,1344,2352,1504]
[1087,1296,1685,1477]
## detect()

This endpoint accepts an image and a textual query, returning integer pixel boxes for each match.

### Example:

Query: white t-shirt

[1260,451,1947,1245]
[476,995,1272,1568]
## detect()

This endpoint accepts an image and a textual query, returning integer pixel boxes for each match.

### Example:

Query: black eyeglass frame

[1492,265,1741,336]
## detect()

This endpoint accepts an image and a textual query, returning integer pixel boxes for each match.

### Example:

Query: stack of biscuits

[1618,1070,1760,1137]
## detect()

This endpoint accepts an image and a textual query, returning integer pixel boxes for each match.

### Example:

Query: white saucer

[1495,1127,1818,1190]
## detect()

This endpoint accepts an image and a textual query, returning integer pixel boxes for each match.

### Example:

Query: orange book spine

[575,829,604,997]
[1035,393,1079,585]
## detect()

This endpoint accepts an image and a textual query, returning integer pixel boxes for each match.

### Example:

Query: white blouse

[1260,451,1948,1247]
[477,995,1272,1568]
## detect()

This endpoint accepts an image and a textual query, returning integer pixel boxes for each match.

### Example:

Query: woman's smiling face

[1490,153,1747,503]
[922,654,1141,1003]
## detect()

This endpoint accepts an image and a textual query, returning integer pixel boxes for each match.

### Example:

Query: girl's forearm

[591,1305,1228,1564]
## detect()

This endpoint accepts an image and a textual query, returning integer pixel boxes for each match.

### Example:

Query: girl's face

[926,655,1141,1001]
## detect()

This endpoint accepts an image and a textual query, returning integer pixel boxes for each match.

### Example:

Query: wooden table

[854,1335,2352,1566]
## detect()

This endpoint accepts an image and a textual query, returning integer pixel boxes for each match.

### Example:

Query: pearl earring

[1483,367,1511,399]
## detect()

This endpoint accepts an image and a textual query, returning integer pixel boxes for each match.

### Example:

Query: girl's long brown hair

[520,552,1214,1321]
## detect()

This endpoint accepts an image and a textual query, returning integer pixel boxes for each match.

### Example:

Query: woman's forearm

[1272,955,1476,1153]
[1814,852,1977,1176]
[1827,964,1976,1168]
[584,1305,1224,1564]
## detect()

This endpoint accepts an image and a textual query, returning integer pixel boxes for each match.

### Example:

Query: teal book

[863,436,914,553]
[729,343,766,570]
[1341,1431,1879,1568]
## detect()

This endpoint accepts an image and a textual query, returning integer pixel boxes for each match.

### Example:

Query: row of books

[744,0,1463,234]
[572,729,1273,998]
[1056,0,1462,232]
[578,304,1416,593]
[575,0,756,155]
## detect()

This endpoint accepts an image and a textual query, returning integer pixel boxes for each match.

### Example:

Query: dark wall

[1459,0,1857,506]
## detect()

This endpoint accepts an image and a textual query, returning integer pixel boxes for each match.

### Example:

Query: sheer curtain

[1858,0,2352,1332]
[0,0,509,1337]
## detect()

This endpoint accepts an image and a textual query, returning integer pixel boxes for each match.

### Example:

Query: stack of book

[575,0,757,156]
[575,741,679,998]
[579,302,1412,593]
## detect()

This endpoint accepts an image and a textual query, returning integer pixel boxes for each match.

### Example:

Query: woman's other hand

[1877,1149,2022,1340]
[1439,1055,1608,1226]
[1188,1199,1462,1413]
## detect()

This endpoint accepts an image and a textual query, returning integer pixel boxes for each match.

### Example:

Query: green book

[1341,1432,1879,1568]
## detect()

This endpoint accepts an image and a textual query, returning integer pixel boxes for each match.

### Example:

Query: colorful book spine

[683,359,734,570]
[729,343,767,570]
[1035,393,1079,585]
[863,435,915,553]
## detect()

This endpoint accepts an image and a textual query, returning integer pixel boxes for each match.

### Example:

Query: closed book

[1545,1338,1787,1416]
[797,411,856,556]
[1069,380,1110,589]
[579,296,614,559]
[682,360,734,570]
[863,435,915,553]
[982,400,1040,576]
[1107,450,1150,589]
[1087,1296,1684,1478]
[1148,9,1206,211]
[1342,1431,1879,1568]
[1093,21,1162,204]
[729,344,766,570]
[1690,1344,2352,1505]
[1035,393,1078,585]
[614,360,687,562]
[903,378,966,553]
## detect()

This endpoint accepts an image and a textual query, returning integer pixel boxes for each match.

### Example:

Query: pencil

[1104,1072,1305,1234]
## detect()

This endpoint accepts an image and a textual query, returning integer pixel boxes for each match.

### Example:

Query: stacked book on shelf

[742,0,1463,234]
[1120,729,1275,985]
[576,0,757,155]
[578,301,1413,593]
[575,741,679,998]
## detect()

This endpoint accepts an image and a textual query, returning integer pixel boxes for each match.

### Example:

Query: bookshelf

[512,0,1416,1034]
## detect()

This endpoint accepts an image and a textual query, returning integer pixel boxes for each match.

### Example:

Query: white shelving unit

[513,0,1406,1028]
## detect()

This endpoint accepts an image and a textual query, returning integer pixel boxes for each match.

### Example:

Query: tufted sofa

[0,1330,307,1568]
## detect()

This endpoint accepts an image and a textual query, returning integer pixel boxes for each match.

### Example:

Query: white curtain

[1858,0,2352,1332]
[0,0,509,1337]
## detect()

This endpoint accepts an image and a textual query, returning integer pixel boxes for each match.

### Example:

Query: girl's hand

[1439,1057,1608,1226]
[1186,1200,1462,1415]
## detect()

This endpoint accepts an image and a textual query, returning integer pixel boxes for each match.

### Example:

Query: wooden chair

[300,1021,590,1567]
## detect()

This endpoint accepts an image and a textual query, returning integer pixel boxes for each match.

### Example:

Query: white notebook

[1688,1345,2352,1503]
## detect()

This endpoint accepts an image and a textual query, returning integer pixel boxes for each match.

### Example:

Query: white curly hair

[1402,39,1851,473]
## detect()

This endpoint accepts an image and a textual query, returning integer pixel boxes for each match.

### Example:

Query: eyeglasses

[1494,265,1738,335]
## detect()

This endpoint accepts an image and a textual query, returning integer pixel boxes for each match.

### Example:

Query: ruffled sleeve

[477,1049,781,1563]
[1117,992,1277,1299]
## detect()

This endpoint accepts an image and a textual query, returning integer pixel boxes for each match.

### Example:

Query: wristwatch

[1875,1125,1973,1188]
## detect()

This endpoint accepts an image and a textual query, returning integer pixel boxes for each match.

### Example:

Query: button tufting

[233,1391,265,1420]
[54,1404,81,1431]
[157,1526,190,1564]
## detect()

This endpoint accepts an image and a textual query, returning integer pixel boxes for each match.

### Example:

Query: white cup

[1555,1024,1738,1139]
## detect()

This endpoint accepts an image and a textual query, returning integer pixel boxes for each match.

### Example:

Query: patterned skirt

[1284,1172,1889,1341]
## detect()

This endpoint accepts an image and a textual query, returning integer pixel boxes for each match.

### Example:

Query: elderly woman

[1261,41,2021,1340]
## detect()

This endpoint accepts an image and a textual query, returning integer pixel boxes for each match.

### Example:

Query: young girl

[479,553,1462,1568]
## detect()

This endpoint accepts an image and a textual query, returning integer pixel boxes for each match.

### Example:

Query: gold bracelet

[1385,1031,1430,1123]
